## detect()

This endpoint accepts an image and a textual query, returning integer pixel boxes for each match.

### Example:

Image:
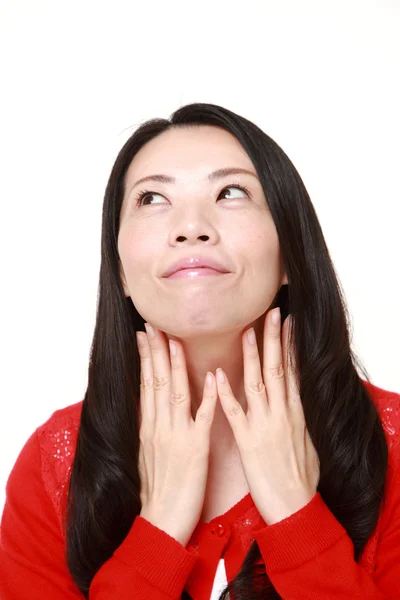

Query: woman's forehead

[125,126,254,185]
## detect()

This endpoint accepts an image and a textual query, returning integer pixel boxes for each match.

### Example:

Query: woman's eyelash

[133,183,251,206]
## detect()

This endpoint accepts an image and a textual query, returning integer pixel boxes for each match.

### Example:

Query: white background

[0,0,399,514]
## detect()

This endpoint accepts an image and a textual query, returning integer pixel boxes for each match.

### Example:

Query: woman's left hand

[215,307,320,525]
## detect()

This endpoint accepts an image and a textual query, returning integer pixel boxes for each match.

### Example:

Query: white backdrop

[0,0,399,514]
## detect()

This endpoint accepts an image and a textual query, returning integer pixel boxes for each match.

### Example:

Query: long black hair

[65,103,388,599]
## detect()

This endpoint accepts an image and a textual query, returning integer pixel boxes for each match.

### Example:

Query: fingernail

[271,307,281,325]
[145,323,155,338]
[206,372,213,388]
[169,340,177,356]
[217,368,225,383]
[246,327,256,344]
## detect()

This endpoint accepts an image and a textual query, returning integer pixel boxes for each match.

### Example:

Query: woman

[1,102,399,600]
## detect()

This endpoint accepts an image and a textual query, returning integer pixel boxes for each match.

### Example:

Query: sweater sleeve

[252,458,400,599]
[0,429,198,600]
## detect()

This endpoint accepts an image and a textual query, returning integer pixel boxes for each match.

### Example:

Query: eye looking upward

[133,183,252,207]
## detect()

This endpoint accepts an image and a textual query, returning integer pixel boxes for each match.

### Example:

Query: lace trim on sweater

[37,412,80,534]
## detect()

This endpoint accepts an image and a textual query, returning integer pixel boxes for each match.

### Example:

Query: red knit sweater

[1,380,399,599]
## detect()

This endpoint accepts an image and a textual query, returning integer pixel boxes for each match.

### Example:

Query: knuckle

[197,410,213,424]
[248,380,266,394]
[266,363,285,380]
[153,375,170,390]
[170,391,187,405]
[140,376,154,390]
[227,403,242,417]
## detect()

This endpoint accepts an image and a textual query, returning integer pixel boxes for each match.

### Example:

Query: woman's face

[118,125,286,339]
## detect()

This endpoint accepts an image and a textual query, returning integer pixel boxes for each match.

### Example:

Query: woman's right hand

[136,323,218,548]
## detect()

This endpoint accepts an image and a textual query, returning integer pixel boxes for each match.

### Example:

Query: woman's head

[67,103,387,599]
[118,124,287,341]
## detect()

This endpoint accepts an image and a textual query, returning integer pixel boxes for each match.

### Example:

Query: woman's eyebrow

[130,167,259,192]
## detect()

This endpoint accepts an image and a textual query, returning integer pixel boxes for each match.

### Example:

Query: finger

[136,331,155,431]
[144,323,173,424]
[242,325,268,417]
[215,368,247,438]
[262,307,287,414]
[194,372,219,436]
[167,337,194,429]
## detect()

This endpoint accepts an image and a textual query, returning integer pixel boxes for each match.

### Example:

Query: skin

[118,125,288,512]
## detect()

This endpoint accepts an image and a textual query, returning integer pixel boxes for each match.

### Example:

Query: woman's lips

[165,267,229,279]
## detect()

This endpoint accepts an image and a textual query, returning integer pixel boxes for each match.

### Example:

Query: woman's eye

[218,186,249,200]
[136,185,249,207]
[137,192,164,206]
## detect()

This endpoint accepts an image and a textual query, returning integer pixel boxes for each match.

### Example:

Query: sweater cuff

[113,515,198,596]
[252,492,348,574]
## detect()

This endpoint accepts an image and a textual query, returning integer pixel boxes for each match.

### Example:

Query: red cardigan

[1,380,399,599]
